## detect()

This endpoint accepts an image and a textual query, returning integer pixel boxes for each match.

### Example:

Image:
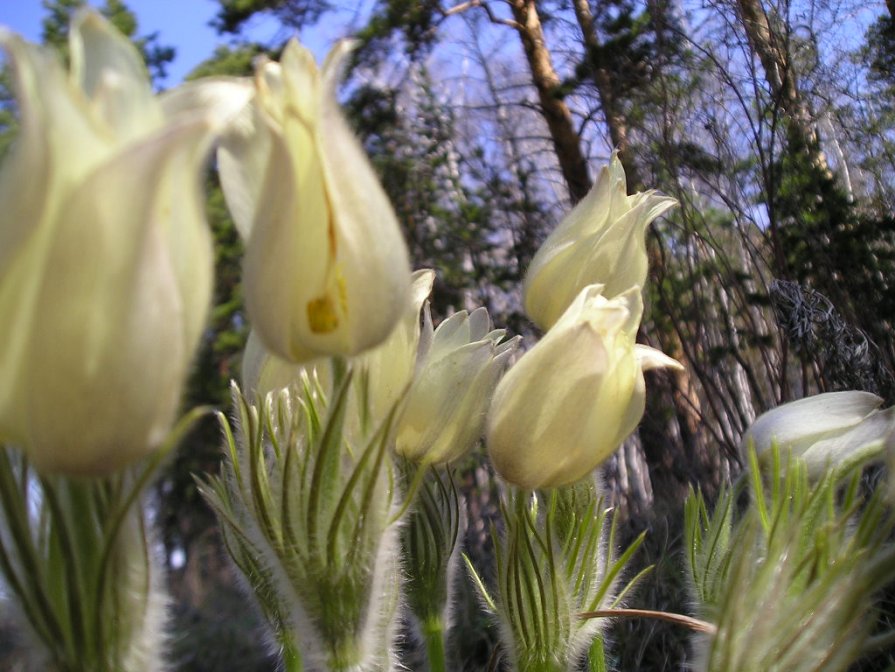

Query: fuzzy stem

[517,657,566,672]
[328,640,362,672]
[281,636,303,672]
[422,616,447,672]
[578,608,717,634]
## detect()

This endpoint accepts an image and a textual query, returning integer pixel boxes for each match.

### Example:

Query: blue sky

[0,0,339,86]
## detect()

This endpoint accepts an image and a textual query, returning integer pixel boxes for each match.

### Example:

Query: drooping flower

[487,284,682,489]
[396,306,520,465]
[523,153,677,330]
[0,11,250,475]
[219,39,412,363]
[743,391,895,476]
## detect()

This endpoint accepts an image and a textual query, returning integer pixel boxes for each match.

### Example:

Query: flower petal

[522,154,677,330]
[635,344,684,372]
[802,406,895,476]
[160,76,254,129]
[360,269,435,420]
[23,118,214,474]
[0,32,111,442]
[743,391,884,457]
[217,101,274,241]
[69,9,161,142]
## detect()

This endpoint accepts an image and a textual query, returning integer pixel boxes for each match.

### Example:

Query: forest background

[2,0,895,669]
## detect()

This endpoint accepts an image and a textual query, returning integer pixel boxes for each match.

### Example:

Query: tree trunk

[571,0,642,188]
[508,0,592,203]
[734,0,829,173]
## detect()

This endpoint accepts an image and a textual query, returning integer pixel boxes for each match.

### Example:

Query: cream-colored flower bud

[359,270,436,421]
[486,284,682,489]
[396,306,520,465]
[219,39,412,363]
[743,391,895,476]
[0,12,250,475]
[523,153,677,330]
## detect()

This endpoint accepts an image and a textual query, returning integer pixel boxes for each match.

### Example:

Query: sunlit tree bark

[507,0,593,203]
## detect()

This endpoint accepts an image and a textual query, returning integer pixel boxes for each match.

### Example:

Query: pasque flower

[743,391,895,476]
[0,12,250,475]
[396,306,520,465]
[523,153,677,331]
[487,284,682,489]
[242,270,436,420]
[219,39,412,363]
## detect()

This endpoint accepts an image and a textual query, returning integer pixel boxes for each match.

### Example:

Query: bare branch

[439,0,521,29]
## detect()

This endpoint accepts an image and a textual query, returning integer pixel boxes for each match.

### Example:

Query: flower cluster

[0,19,682,663]
[487,154,681,490]
[4,10,891,672]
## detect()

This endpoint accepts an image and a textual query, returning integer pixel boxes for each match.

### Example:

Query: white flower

[219,39,412,363]
[0,11,250,475]
[523,153,676,330]
[396,306,520,464]
[743,391,895,476]
[242,270,435,409]
[487,284,681,489]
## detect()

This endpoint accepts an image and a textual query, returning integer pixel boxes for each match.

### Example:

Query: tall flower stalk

[401,463,464,672]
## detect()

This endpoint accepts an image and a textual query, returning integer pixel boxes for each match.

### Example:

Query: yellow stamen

[307,270,347,334]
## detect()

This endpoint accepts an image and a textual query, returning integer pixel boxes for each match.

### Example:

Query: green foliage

[200,371,405,670]
[684,484,734,613]
[686,449,895,671]
[865,16,895,88]
[0,69,17,162]
[212,0,330,34]
[187,44,269,80]
[0,412,203,672]
[401,464,462,672]
[40,0,84,50]
[573,0,657,97]
[465,481,648,672]
[352,0,443,66]
[564,0,687,171]
[403,464,462,625]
